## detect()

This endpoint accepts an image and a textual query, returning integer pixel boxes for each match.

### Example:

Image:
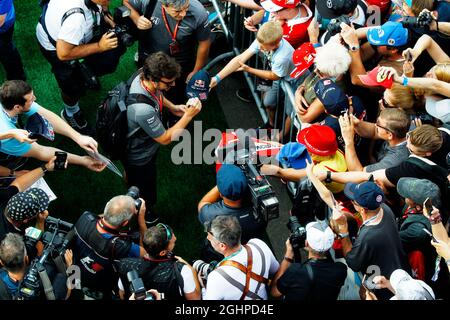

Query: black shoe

[61,109,93,135]
[236,88,255,103]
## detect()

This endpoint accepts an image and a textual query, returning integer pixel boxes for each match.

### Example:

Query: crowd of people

[0,0,450,301]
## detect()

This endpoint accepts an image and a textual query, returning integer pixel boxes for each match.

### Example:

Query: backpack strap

[214,269,263,300]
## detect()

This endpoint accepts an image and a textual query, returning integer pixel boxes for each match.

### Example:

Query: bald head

[103,195,135,227]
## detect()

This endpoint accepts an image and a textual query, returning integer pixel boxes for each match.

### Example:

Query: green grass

[0,0,229,261]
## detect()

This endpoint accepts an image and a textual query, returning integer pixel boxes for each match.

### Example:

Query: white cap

[389,269,435,300]
[305,221,335,252]
[425,96,450,124]
[260,0,300,12]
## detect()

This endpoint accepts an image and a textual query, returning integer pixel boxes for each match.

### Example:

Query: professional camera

[110,6,136,47]
[327,15,351,36]
[71,60,100,90]
[19,217,74,300]
[401,10,433,28]
[234,133,280,223]
[192,260,218,287]
[287,216,307,261]
[127,270,154,300]
[127,186,143,212]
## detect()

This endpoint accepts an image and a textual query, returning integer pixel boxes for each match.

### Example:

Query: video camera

[234,131,280,224]
[19,216,74,300]
[401,10,434,29]
[127,270,155,300]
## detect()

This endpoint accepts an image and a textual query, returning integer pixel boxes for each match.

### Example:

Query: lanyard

[141,80,163,114]
[161,6,181,42]
[219,246,243,265]
[358,210,381,234]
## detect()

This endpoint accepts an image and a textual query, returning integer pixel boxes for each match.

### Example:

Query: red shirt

[273,4,313,49]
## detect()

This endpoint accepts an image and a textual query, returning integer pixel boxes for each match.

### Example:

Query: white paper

[26,177,57,202]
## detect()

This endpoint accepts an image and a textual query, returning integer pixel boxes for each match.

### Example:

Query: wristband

[313,43,322,48]
[213,74,222,84]
[284,256,294,263]
[402,77,409,86]
[41,164,48,174]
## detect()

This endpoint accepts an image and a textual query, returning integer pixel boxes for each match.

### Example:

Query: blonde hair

[434,63,450,83]
[408,124,443,153]
[315,40,351,78]
[256,21,283,45]
[411,0,434,17]
[387,84,415,110]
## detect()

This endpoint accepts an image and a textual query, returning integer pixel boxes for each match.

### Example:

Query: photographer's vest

[116,257,185,300]
[73,212,131,297]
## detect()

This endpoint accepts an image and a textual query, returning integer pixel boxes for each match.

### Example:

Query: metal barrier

[206,0,304,195]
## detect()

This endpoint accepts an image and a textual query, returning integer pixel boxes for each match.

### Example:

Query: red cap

[296,125,338,156]
[358,66,394,89]
[261,0,301,12]
[290,42,316,79]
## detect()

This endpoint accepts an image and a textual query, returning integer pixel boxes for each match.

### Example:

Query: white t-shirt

[36,0,102,51]
[203,239,280,300]
[117,264,196,296]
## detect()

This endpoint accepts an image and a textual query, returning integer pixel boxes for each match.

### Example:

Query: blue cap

[344,181,385,210]
[217,164,248,200]
[367,22,408,47]
[276,142,311,169]
[186,70,211,101]
[25,113,55,141]
[314,79,349,116]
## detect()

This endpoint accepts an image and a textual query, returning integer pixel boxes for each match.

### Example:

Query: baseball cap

[25,113,55,141]
[6,188,50,222]
[390,269,435,300]
[217,164,248,201]
[316,0,358,19]
[261,0,300,12]
[358,66,394,89]
[296,125,338,156]
[367,21,408,47]
[425,96,450,124]
[290,42,316,79]
[397,178,442,208]
[306,221,335,252]
[186,69,211,101]
[344,181,384,210]
[314,78,349,116]
[276,142,311,169]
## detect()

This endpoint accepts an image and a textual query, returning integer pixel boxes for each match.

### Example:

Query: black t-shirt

[346,204,409,300]
[277,258,347,300]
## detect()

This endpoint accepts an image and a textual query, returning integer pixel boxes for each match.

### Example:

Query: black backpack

[290,178,328,226]
[96,71,155,160]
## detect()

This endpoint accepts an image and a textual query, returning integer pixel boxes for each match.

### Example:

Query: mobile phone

[405,50,413,62]
[424,197,433,215]
[54,151,67,170]
[423,228,439,243]
[28,132,40,140]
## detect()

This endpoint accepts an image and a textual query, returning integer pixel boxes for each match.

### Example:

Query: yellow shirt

[313,150,347,193]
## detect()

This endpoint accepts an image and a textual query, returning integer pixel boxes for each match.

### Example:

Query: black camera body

[287,216,307,261]
[19,217,74,300]
[126,186,142,212]
[110,6,136,47]
[327,15,351,37]
[192,260,218,287]
[401,10,433,28]
[127,270,154,300]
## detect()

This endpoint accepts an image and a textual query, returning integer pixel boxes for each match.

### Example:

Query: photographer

[0,233,73,300]
[72,194,147,299]
[198,164,266,245]
[36,0,126,133]
[202,215,279,300]
[116,223,201,300]
[270,221,347,300]
[122,52,202,224]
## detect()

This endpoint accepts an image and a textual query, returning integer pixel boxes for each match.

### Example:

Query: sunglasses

[157,223,173,242]
[375,120,393,134]
[159,78,176,86]
[379,97,395,109]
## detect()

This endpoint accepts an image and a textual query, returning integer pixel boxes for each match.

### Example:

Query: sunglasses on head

[157,223,173,242]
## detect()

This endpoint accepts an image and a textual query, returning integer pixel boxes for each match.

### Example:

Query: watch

[325,171,332,183]
[349,44,360,52]
[40,164,48,174]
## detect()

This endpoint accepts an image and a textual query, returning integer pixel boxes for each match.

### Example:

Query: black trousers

[122,154,158,213]
[0,23,26,80]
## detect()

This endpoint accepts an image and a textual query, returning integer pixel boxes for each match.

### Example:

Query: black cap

[317,0,358,19]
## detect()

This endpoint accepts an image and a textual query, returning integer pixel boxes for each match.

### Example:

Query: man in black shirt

[333,181,409,300]
[270,221,347,300]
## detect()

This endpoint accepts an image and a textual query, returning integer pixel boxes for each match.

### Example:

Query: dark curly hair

[142,51,181,82]
[0,80,32,110]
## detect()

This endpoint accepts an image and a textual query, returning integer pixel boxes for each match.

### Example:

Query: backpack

[96,71,155,160]
[290,177,328,226]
